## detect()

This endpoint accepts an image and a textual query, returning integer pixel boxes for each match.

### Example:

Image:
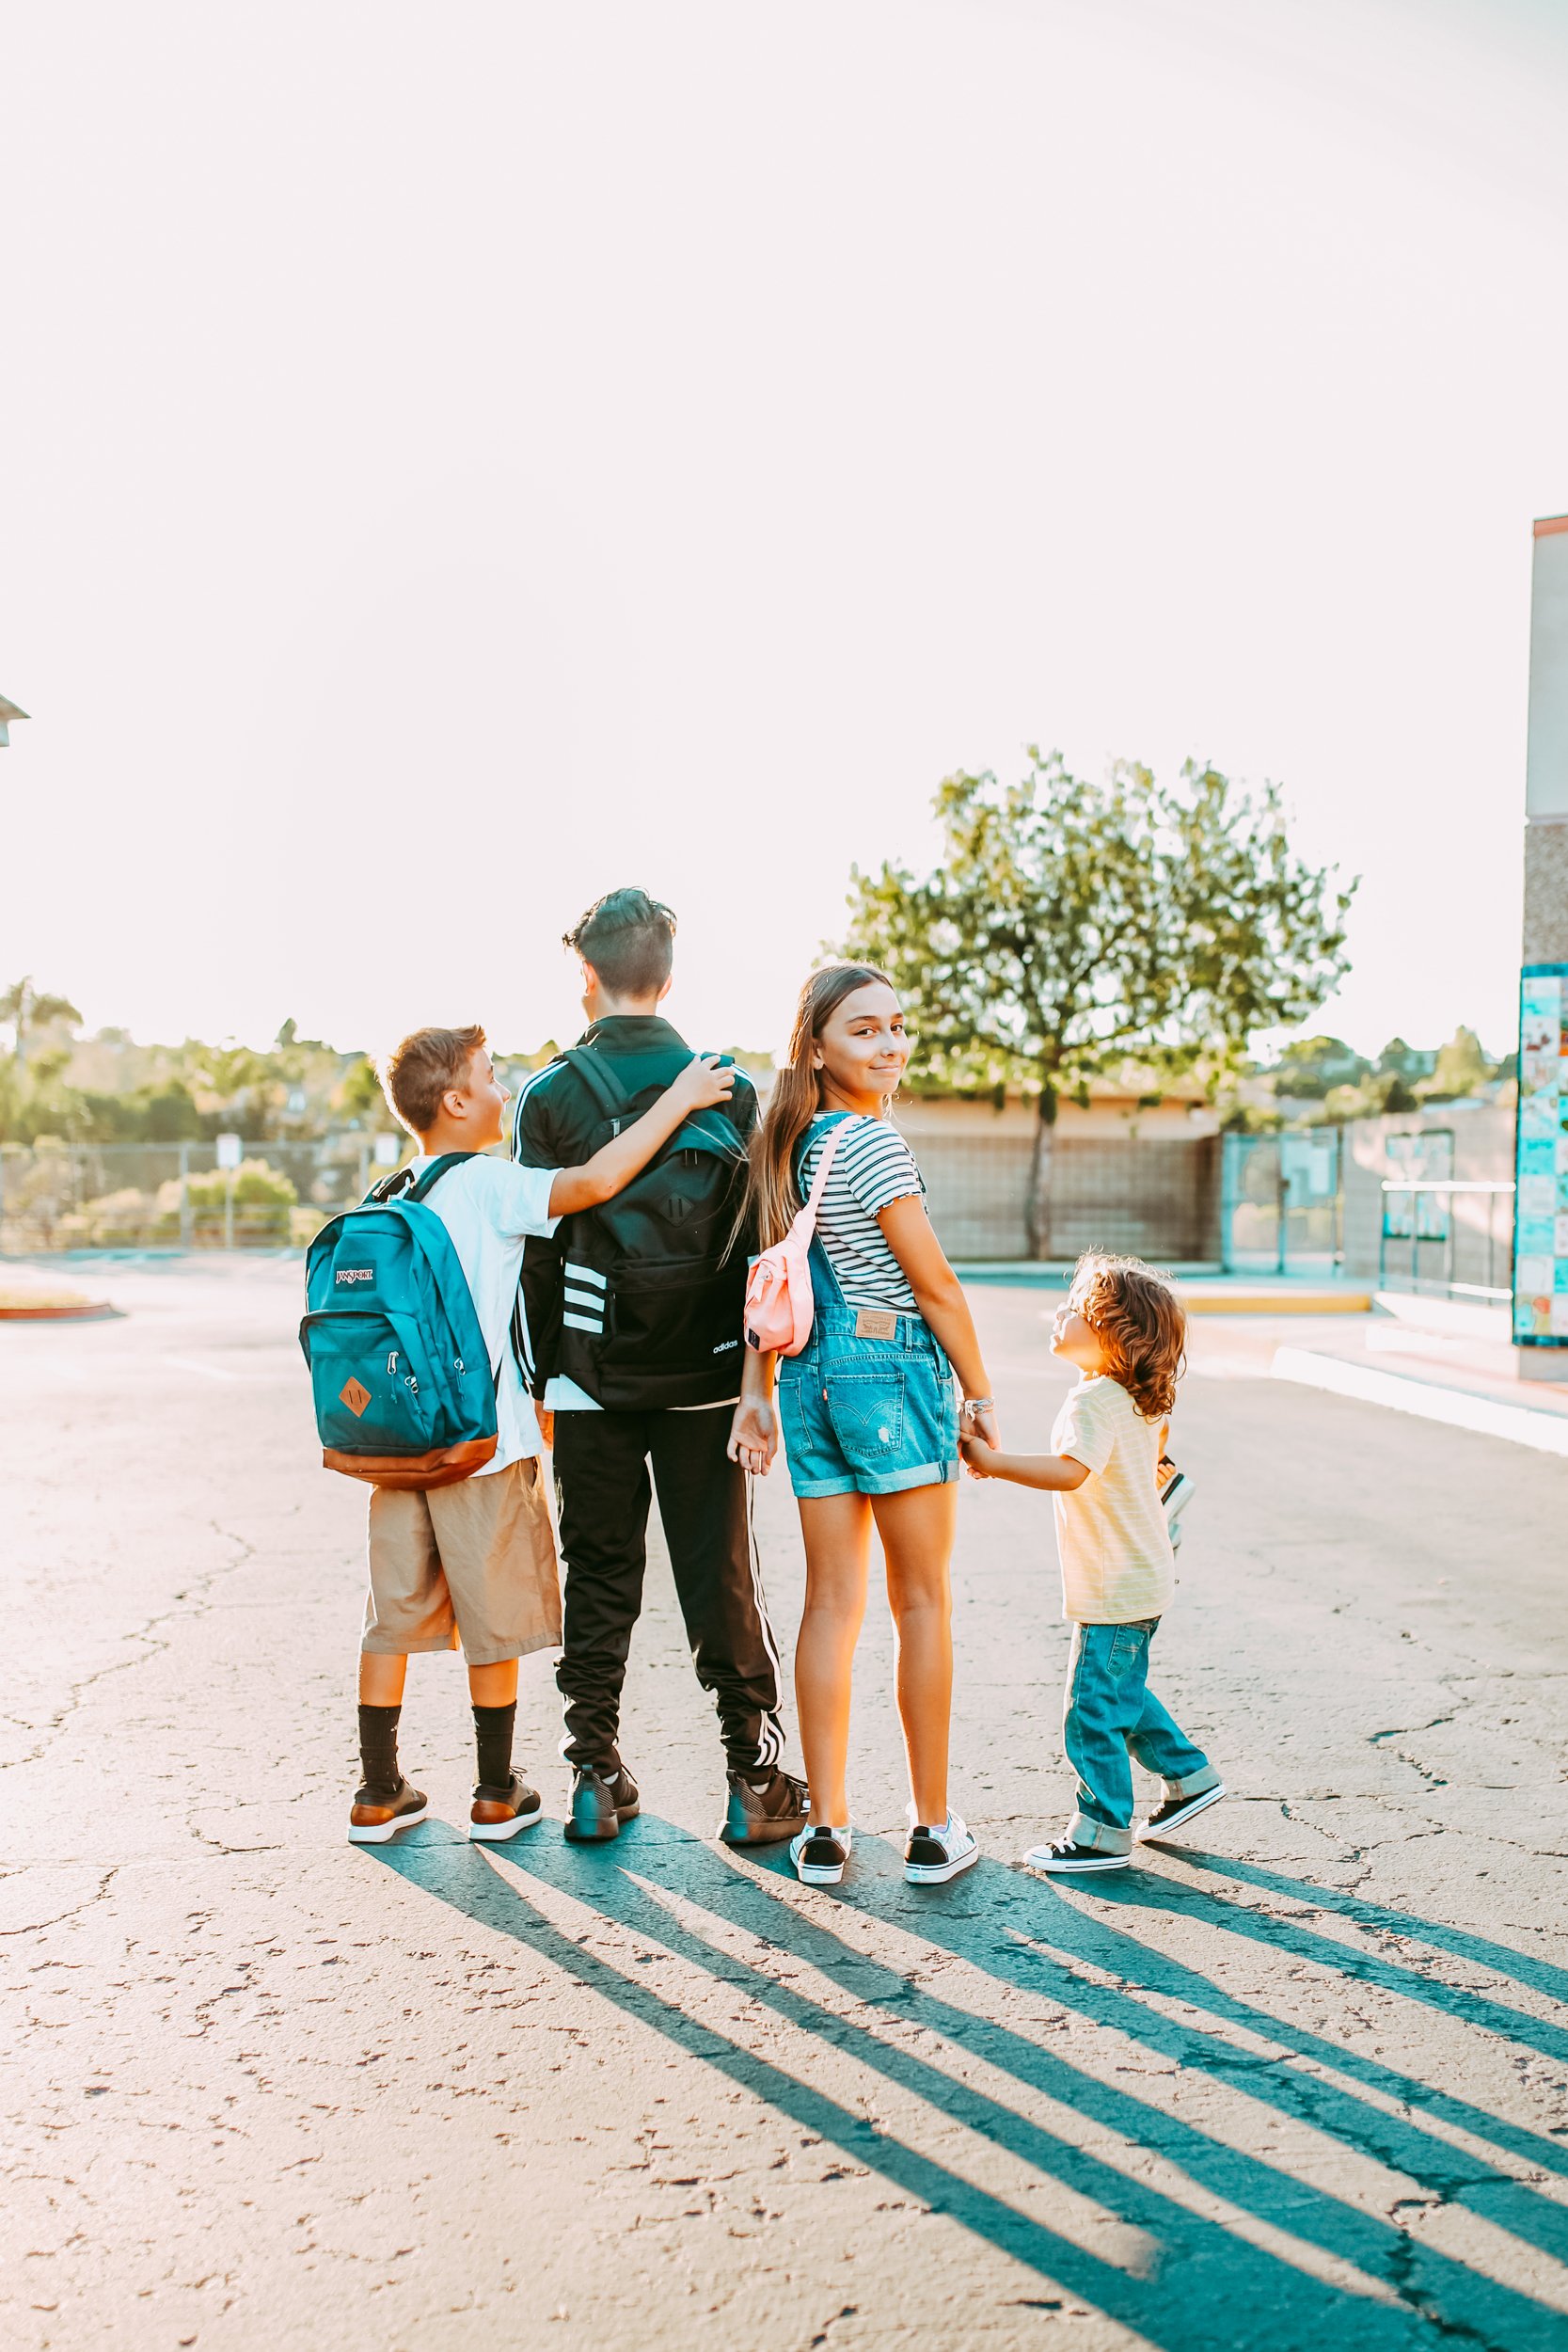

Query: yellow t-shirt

[1051,1375,1174,1623]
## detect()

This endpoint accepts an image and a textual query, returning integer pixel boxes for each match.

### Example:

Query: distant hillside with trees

[0,981,772,1149]
[1237,1025,1512,1130]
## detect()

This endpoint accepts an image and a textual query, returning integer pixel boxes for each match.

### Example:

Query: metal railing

[1378,1178,1515,1301]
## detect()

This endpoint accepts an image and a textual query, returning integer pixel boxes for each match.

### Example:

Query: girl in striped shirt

[728,963,1000,1886]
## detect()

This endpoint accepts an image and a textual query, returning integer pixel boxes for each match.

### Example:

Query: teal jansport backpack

[300,1154,499,1489]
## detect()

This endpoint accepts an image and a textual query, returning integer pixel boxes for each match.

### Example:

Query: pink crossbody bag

[742,1120,849,1357]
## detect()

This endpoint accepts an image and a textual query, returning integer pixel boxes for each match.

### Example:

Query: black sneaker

[789,1824,851,1884]
[1022,1837,1132,1876]
[469,1775,545,1844]
[1136,1783,1226,1842]
[719,1769,809,1847]
[563,1763,640,1844]
[347,1777,429,1845]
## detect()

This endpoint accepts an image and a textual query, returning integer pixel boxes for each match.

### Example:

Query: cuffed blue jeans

[1064,1619,1218,1855]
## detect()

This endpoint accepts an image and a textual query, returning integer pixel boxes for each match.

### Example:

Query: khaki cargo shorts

[363,1456,562,1665]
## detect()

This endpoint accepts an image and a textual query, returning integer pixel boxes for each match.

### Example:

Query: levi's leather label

[854,1308,898,1341]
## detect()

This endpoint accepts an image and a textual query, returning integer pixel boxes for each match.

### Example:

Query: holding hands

[727,1392,778,1477]
[958,1396,1000,1476]
[730,1386,995,1483]
[731,1386,998,1482]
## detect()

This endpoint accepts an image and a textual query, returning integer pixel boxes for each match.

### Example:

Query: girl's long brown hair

[740,962,899,1249]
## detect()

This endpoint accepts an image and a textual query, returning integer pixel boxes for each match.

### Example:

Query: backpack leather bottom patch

[322,1435,499,1489]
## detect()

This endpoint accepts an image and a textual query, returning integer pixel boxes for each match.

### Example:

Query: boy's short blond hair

[1073,1252,1186,1422]
[381,1024,486,1138]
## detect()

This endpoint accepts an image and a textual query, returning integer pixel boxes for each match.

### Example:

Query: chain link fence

[6,1130,1236,1266]
[0,1138,404,1254]
[17,1123,1503,1287]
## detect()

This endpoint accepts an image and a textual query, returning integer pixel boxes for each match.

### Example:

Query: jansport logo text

[336,1267,375,1286]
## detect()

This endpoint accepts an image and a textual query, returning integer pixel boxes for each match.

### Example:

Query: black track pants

[552,1406,786,1775]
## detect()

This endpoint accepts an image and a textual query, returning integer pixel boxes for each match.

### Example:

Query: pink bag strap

[795,1118,851,1237]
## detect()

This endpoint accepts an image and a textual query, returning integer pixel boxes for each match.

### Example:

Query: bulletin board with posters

[1513,961,1568,1348]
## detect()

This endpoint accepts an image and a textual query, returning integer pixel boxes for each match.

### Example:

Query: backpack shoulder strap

[405,1152,480,1202]
[800,1115,852,1218]
[366,1152,478,1206]
[794,1109,857,1186]
[562,1045,636,1122]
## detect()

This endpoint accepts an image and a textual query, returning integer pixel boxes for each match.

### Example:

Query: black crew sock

[357,1703,401,1790]
[473,1702,516,1791]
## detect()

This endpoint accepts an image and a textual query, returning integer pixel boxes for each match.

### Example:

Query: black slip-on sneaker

[789,1825,851,1885]
[904,1811,979,1884]
[563,1764,640,1844]
[1022,1838,1132,1876]
[469,1775,545,1843]
[1136,1784,1226,1842]
[348,1778,429,1845]
[719,1769,809,1847]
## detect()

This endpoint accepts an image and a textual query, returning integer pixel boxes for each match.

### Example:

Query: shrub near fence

[0,1139,395,1253]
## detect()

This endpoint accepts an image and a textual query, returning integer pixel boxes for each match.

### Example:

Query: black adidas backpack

[534,1047,753,1409]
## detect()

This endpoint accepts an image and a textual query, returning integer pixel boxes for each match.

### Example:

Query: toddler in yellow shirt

[960,1253,1224,1873]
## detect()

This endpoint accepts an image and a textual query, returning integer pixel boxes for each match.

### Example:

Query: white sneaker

[904,1810,979,1884]
[1022,1837,1131,1875]
[790,1824,852,1884]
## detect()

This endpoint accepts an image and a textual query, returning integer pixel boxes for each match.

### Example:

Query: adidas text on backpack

[300,1154,502,1488]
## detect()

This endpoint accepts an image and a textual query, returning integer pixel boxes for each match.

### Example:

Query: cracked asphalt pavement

[3,1261,1566,2351]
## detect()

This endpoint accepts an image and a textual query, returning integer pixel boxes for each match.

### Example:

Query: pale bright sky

[4,0,1566,1069]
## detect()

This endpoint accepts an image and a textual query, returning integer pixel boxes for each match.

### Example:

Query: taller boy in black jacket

[512,888,805,1848]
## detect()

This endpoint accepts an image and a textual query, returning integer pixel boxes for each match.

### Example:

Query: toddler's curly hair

[1073,1252,1186,1422]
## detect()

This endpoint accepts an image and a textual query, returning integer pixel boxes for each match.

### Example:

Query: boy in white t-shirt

[350,1022,735,1846]
[960,1253,1224,1874]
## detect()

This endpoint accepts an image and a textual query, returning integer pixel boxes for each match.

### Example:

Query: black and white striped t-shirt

[798,1113,926,1311]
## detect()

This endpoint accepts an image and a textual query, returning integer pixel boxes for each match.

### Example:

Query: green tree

[334,1054,388,1125]
[1377,1072,1419,1114]
[840,753,1354,1252]
[1,977,82,1069]
[1425,1025,1489,1101]
[1272,1035,1368,1100]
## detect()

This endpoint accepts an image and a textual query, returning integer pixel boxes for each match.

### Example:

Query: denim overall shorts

[776,1136,958,1501]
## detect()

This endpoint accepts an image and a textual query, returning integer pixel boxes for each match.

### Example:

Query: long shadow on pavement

[372,1826,1568,2351]
[1092,1852,1568,2069]
[582,1830,1568,2314]
[1171,1848,1568,2009]
[832,1842,1568,2194]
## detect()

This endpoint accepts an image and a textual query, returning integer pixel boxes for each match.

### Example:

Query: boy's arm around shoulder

[546,1056,736,1217]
